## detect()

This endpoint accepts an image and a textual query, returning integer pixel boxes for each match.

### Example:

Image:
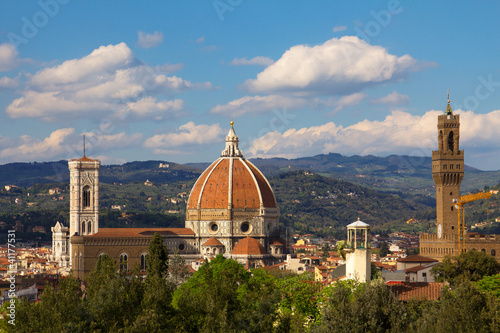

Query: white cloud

[83,131,144,152]
[0,76,19,89]
[144,122,224,154]
[5,43,212,121]
[372,91,410,105]
[333,25,347,32]
[332,92,366,113]
[137,31,164,49]
[247,110,500,161]
[195,36,205,44]
[229,56,274,66]
[210,95,308,116]
[0,43,21,72]
[0,128,75,162]
[119,97,185,120]
[243,36,436,96]
[0,128,146,163]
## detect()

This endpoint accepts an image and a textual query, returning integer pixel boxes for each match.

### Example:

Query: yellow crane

[455,192,492,253]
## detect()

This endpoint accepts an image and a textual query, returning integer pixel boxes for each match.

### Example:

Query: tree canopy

[431,250,500,285]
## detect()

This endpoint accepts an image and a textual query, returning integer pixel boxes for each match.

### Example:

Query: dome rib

[187,159,223,209]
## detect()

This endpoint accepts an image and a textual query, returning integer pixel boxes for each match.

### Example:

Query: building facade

[52,122,285,279]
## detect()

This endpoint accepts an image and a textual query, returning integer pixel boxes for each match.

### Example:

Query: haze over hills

[1,153,499,196]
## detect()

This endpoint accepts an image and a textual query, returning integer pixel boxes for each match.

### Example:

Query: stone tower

[432,94,464,240]
[68,154,101,238]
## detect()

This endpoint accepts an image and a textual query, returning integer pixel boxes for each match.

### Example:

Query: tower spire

[83,135,86,157]
[445,89,453,116]
[221,120,243,157]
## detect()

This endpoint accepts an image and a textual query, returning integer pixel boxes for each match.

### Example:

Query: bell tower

[68,146,101,238]
[432,92,464,239]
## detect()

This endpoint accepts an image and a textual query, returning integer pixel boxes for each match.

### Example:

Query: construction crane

[454,192,492,253]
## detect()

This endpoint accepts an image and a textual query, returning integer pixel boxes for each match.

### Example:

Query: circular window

[209,223,218,233]
[178,243,185,251]
[241,222,251,234]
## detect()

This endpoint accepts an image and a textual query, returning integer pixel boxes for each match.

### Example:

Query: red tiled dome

[187,123,277,210]
[232,237,267,255]
[202,237,224,246]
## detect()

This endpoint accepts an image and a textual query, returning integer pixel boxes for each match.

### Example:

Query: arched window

[87,221,92,235]
[492,249,496,256]
[119,253,128,271]
[82,186,91,208]
[140,253,148,270]
[448,131,454,151]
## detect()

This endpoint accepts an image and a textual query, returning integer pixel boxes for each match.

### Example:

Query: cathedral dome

[187,122,277,211]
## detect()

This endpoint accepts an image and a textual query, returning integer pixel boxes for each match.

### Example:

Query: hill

[0,160,200,187]
[269,171,433,237]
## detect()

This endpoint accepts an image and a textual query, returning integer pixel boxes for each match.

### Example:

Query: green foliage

[432,250,500,285]
[476,273,500,298]
[273,272,321,323]
[414,280,497,333]
[313,279,411,333]
[172,255,252,332]
[138,232,176,330]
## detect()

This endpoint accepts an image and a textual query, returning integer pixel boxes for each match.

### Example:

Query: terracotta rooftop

[72,155,98,162]
[203,237,224,246]
[397,254,438,263]
[88,228,195,238]
[232,237,267,255]
[387,282,448,301]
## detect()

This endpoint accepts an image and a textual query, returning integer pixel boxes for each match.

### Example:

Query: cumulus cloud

[5,43,212,121]
[0,128,75,162]
[332,92,367,113]
[333,25,347,32]
[229,56,274,66]
[243,36,436,96]
[0,76,19,89]
[0,128,145,163]
[372,91,410,105]
[210,95,308,116]
[119,97,185,120]
[0,43,22,72]
[247,110,500,162]
[137,31,164,48]
[144,122,224,154]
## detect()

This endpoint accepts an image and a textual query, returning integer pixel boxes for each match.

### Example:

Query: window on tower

[83,186,91,208]
[448,131,454,151]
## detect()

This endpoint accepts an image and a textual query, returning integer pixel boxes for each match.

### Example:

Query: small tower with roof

[345,218,371,282]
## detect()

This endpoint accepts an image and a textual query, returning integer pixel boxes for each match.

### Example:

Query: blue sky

[0,1,500,170]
